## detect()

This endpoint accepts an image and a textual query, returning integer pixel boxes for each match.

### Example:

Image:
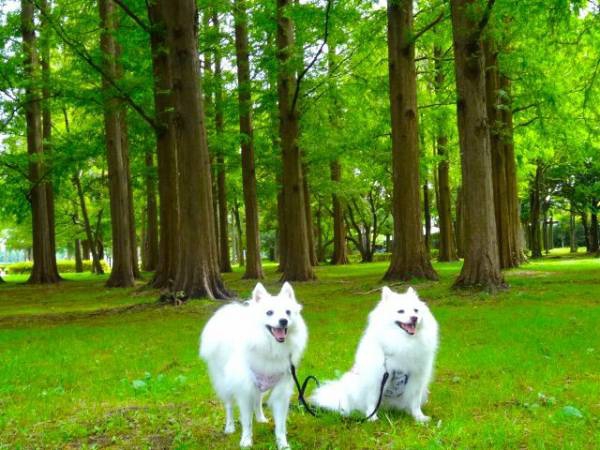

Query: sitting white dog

[199,282,307,448]
[310,286,438,422]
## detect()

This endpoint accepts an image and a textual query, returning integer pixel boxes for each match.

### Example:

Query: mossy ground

[1,250,599,449]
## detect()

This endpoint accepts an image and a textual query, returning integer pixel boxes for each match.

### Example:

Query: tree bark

[423,180,431,254]
[233,0,263,279]
[383,0,437,281]
[330,160,348,264]
[484,42,514,269]
[434,46,458,262]
[455,186,465,258]
[233,199,245,267]
[276,0,315,281]
[450,0,504,290]
[162,0,230,298]
[142,150,159,271]
[303,167,318,266]
[500,75,524,264]
[99,0,135,287]
[21,0,60,284]
[40,0,60,281]
[211,12,233,274]
[590,211,599,253]
[74,239,83,273]
[147,0,179,288]
[581,212,591,252]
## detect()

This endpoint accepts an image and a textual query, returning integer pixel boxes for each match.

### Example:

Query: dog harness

[252,370,284,392]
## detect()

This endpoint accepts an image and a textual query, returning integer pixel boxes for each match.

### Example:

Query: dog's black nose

[279,318,288,327]
[410,316,418,325]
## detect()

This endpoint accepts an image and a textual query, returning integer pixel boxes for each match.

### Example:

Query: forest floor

[1,249,599,449]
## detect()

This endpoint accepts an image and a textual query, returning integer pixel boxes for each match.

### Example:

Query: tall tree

[99,0,135,287]
[434,44,458,262]
[232,0,263,279]
[21,0,60,284]
[276,0,315,281]
[450,0,504,290]
[212,12,232,273]
[162,0,230,298]
[142,150,159,271]
[147,0,179,288]
[383,0,437,281]
[529,163,543,258]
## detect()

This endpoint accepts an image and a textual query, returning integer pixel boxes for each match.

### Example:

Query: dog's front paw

[414,414,431,423]
[239,435,253,447]
[255,414,269,423]
[224,423,236,434]
[276,436,289,449]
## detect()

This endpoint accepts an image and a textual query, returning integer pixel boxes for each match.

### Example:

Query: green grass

[1,251,599,449]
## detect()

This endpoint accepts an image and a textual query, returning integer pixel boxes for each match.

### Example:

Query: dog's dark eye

[414,309,419,313]
[286,310,291,316]
[266,310,274,316]
[398,309,404,314]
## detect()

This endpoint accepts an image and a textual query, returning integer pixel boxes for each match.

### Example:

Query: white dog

[310,286,438,422]
[199,282,307,449]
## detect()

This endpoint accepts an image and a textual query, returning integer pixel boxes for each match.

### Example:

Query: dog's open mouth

[266,325,288,343]
[396,321,416,335]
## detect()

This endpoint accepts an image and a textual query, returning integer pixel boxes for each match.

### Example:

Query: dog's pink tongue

[272,327,286,340]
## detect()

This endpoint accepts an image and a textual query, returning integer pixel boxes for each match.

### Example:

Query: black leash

[363,371,389,421]
[290,362,390,421]
[290,363,320,417]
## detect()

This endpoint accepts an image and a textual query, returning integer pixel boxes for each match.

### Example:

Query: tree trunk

[581,212,591,252]
[383,0,437,281]
[40,0,60,281]
[423,180,431,254]
[569,210,577,253]
[147,0,179,288]
[303,167,318,266]
[276,0,315,281]
[74,239,83,273]
[210,13,233,274]
[455,186,465,258]
[529,164,543,258]
[99,0,135,287]
[21,0,60,284]
[330,160,348,264]
[142,150,159,271]
[233,0,263,279]
[500,75,523,264]
[162,0,230,298]
[233,199,245,267]
[434,46,458,262]
[590,211,599,253]
[484,42,514,270]
[73,173,104,274]
[450,0,504,290]
[120,113,140,278]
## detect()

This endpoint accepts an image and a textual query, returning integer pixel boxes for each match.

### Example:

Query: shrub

[5,260,109,274]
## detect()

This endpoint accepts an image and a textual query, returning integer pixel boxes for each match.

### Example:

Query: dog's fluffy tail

[309,379,348,412]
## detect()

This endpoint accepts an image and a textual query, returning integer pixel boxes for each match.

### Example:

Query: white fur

[310,286,438,422]
[199,282,307,449]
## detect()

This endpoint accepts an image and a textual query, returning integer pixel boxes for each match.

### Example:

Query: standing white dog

[310,286,438,422]
[199,282,307,449]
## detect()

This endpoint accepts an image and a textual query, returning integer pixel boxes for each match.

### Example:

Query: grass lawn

[1,251,599,449]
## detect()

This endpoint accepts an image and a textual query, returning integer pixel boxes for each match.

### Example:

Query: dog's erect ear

[252,282,269,303]
[406,286,417,296]
[280,282,296,301]
[381,285,393,300]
